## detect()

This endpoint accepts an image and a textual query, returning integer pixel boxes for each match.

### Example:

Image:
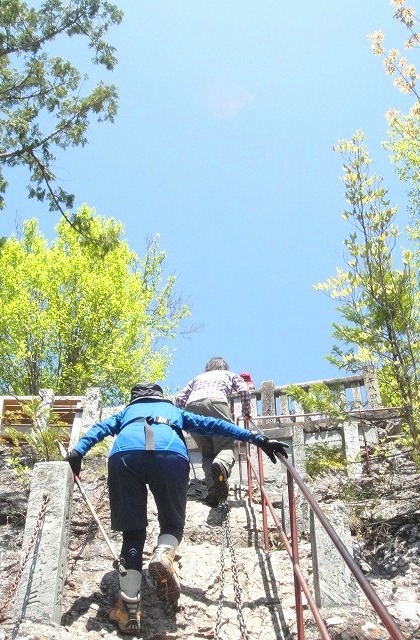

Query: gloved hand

[258,437,289,463]
[64,449,82,476]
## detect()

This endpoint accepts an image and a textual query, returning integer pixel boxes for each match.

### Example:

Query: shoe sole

[108,601,141,636]
[148,560,181,603]
[116,620,141,636]
[205,496,219,507]
[211,463,229,501]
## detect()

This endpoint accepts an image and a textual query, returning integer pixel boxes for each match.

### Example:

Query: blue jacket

[73,398,262,461]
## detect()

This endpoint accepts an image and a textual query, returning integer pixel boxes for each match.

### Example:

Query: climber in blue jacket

[64,382,288,636]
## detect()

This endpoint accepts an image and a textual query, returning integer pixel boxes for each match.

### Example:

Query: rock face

[0,445,419,640]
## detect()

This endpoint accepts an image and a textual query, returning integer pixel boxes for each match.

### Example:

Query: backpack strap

[146,416,194,478]
[146,416,188,448]
[125,417,155,450]
[147,416,172,427]
[124,416,187,451]
[144,421,155,450]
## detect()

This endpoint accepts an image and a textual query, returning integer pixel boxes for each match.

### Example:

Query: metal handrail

[238,442,330,640]
[237,442,407,640]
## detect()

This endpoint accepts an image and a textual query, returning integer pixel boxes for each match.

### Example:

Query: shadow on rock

[63,569,181,637]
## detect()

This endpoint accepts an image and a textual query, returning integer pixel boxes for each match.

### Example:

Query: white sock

[119,569,142,601]
[157,533,179,550]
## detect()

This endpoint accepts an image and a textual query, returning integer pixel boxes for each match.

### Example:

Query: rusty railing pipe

[278,453,407,640]
[247,455,332,640]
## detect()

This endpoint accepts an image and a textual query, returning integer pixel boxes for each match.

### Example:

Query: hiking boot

[109,568,141,635]
[109,594,141,636]
[211,461,229,502]
[205,486,219,507]
[148,544,181,603]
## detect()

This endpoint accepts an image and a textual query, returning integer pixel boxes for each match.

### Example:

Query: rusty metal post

[257,448,270,550]
[246,442,253,502]
[287,468,305,640]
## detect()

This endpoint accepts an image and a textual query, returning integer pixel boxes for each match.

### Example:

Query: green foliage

[285,382,349,424]
[368,4,420,375]
[88,440,111,458]
[0,206,190,402]
[312,5,420,463]
[305,443,348,478]
[385,115,420,219]
[377,364,404,408]
[369,5,420,226]
[3,398,67,460]
[0,0,123,229]
[4,397,68,485]
[5,454,32,487]
[316,131,419,451]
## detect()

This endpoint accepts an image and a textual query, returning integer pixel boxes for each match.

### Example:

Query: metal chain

[214,514,226,639]
[0,492,51,622]
[214,501,250,640]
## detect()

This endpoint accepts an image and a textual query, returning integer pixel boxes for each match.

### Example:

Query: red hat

[240,372,254,383]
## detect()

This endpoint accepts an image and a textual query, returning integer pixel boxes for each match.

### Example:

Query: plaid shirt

[175,370,251,416]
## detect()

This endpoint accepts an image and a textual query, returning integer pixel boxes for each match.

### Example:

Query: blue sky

[1,1,415,393]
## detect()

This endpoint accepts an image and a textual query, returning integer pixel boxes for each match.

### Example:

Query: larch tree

[369,0,420,220]
[0,205,190,403]
[367,1,419,300]
[369,0,420,446]
[315,1,420,456]
[315,131,419,453]
[0,0,122,234]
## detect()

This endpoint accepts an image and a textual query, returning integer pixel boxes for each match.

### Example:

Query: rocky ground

[0,441,419,640]
[307,443,420,639]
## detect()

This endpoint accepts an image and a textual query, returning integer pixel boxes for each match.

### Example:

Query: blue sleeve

[73,411,123,456]
[179,410,263,444]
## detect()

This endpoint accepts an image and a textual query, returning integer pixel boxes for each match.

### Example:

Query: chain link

[214,501,250,640]
[214,515,226,639]
[0,492,51,622]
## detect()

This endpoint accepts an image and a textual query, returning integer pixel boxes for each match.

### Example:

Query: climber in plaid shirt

[175,357,251,506]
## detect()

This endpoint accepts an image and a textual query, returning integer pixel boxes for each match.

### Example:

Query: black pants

[108,450,190,543]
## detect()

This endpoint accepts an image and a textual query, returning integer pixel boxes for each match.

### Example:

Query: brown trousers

[186,398,235,487]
